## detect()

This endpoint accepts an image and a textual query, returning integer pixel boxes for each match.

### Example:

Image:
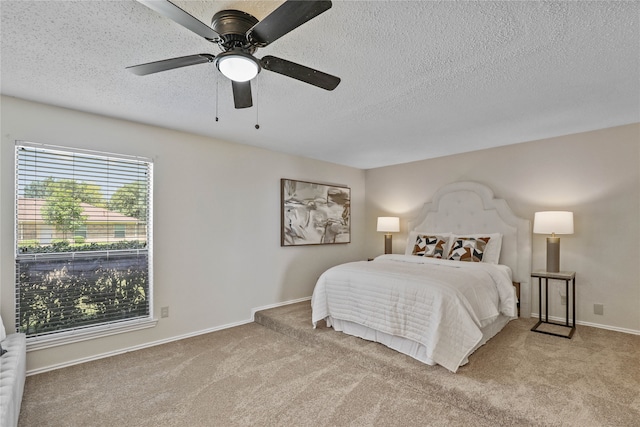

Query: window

[74,225,87,239]
[114,224,126,238]
[15,142,153,345]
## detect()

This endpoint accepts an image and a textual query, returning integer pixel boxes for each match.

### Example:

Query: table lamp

[533,211,574,273]
[377,217,399,254]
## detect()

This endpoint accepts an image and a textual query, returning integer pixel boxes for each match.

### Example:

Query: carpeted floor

[19,302,640,426]
[254,302,640,427]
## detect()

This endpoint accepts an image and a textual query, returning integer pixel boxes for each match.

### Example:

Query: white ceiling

[1,1,638,169]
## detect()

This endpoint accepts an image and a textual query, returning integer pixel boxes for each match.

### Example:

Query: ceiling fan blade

[232,81,253,109]
[137,0,219,42]
[126,54,215,76]
[247,0,332,47]
[261,56,340,91]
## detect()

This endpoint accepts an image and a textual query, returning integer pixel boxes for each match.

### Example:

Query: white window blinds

[15,142,153,339]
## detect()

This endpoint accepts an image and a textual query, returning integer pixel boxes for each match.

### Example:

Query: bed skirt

[325,314,512,369]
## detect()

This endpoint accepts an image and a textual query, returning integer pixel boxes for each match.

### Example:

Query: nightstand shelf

[531,270,576,339]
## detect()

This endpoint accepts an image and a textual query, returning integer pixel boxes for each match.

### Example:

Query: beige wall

[365,124,640,333]
[0,96,366,372]
[2,95,637,374]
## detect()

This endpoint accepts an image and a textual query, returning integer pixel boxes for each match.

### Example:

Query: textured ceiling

[1,1,638,169]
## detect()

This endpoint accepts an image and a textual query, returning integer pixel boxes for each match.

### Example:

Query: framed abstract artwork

[281,178,351,246]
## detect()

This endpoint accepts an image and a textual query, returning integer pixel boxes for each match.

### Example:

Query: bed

[311,181,531,372]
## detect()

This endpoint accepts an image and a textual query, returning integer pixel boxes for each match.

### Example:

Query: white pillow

[0,314,6,341]
[450,233,502,264]
[405,231,451,256]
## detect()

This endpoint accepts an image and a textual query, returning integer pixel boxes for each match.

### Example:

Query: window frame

[14,141,156,349]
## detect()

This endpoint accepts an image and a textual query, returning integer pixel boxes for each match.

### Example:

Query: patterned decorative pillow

[451,233,502,264]
[412,235,448,258]
[447,237,490,262]
[405,231,451,255]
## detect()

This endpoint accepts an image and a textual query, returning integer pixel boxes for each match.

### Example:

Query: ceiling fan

[127,0,341,109]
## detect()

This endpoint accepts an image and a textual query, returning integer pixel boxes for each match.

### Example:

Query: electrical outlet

[594,304,604,315]
[160,306,169,318]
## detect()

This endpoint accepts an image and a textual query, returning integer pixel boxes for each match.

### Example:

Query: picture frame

[281,178,351,246]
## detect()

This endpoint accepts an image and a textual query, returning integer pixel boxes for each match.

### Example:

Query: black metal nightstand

[531,270,576,339]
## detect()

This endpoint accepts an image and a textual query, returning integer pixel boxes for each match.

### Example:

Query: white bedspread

[311,255,516,372]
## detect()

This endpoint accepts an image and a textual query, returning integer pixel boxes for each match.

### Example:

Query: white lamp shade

[533,211,574,235]
[217,54,259,82]
[377,217,400,233]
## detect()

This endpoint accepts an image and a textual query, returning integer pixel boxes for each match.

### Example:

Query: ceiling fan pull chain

[255,79,260,130]
[215,79,219,122]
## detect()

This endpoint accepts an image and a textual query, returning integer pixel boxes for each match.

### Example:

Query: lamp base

[546,237,560,273]
[384,234,392,254]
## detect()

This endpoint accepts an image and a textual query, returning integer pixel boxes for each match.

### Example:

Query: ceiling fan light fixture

[216,51,260,82]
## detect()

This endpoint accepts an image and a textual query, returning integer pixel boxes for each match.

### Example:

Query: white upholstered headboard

[407,182,532,316]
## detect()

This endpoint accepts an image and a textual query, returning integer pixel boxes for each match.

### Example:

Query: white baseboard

[29,300,637,376]
[530,313,640,336]
[27,297,311,376]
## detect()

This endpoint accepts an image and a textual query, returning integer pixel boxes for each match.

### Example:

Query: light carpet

[255,302,640,426]
[19,301,639,426]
